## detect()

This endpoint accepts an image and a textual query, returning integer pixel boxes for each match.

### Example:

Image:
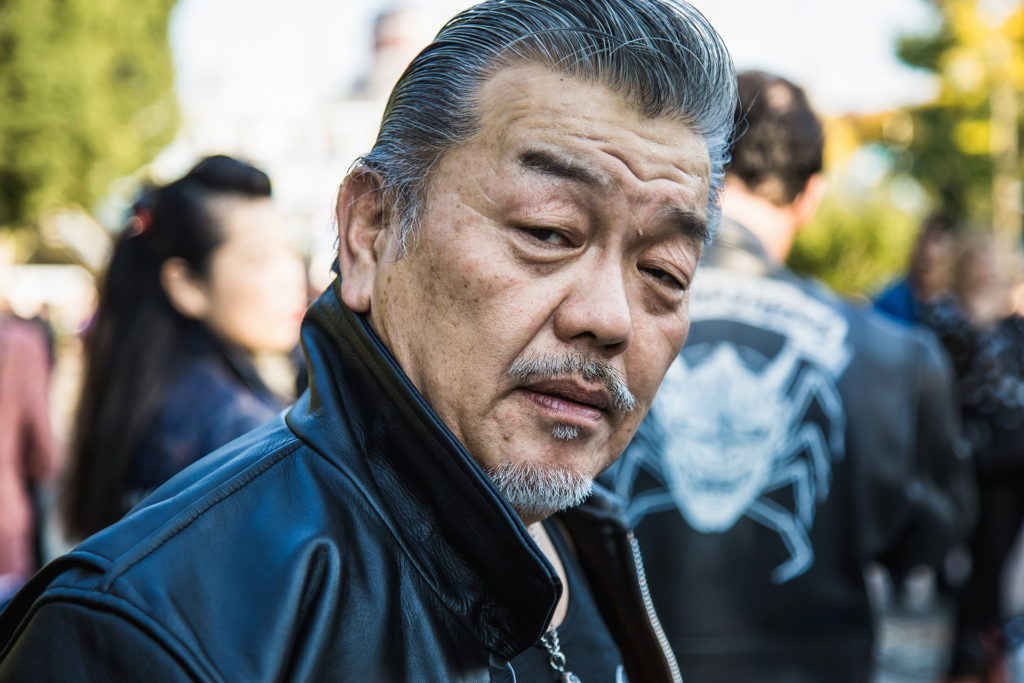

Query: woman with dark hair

[61,155,308,542]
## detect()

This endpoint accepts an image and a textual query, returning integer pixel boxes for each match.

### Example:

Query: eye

[640,265,687,292]
[523,227,572,247]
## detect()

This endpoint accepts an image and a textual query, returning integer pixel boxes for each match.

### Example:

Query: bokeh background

[1,1,1022,679]
[4,0,1022,325]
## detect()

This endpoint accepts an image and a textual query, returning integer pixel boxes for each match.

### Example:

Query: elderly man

[0,1,736,681]
[604,71,975,682]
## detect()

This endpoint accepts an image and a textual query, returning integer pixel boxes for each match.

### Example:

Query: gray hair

[485,459,594,519]
[356,0,737,250]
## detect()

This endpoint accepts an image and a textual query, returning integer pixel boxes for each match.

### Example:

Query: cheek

[630,311,690,399]
[209,267,298,350]
[213,280,264,332]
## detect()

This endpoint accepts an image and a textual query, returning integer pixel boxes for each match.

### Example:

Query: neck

[721,179,803,264]
[529,521,570,628]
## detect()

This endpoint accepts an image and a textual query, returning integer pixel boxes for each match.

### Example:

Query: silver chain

[529,524,582,683]
[539,626,581,683]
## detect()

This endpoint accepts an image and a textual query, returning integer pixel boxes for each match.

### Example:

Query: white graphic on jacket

[613,270,852,583]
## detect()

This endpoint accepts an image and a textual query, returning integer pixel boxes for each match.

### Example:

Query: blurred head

[152,155,307,353]
[953,233,1004,328]
[909,213,957,301]
[357,0,737,249]
[726,70,824,207]
[338,0,736,523]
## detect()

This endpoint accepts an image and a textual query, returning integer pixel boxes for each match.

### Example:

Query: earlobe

[336,168,388,313]
[160,258,211,320]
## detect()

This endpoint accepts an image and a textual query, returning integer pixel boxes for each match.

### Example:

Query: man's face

[341,63,710,521]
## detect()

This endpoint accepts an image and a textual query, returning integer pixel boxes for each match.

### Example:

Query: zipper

[628,531,682,683]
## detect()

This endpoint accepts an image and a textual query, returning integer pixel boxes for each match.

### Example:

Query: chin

[485,458,595,520]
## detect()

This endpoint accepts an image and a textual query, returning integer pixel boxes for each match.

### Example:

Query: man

[0,1,736,681]
[604,71,975,682]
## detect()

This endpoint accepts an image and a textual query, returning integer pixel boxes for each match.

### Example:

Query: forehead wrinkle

[596,144,709,227]
[598,133,708,189]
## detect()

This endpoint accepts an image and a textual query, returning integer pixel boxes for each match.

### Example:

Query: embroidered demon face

[611,270,852,583]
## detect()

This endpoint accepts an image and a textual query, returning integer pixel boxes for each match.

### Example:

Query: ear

[792,173,827,231]
[336,168,389,313]
[160,258,211,320]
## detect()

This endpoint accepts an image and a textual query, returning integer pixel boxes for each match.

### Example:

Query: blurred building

[149,3,438,290]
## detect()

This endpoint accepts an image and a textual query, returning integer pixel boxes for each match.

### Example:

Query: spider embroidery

[612,272,852,583]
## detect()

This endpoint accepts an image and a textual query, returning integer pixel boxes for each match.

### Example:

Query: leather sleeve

[881,329,977,571]
[0,601,198,682]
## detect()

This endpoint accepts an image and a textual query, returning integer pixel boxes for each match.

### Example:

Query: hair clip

[127,205,152,236]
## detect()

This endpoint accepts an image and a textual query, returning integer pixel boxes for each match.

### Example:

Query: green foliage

[896,23,955,72]
[0,0,178,231]
[787,193,920,297]
[890,0,1024,225]
[895,103,994,221]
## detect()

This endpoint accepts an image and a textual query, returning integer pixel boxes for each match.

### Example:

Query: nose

[553,257,633,355]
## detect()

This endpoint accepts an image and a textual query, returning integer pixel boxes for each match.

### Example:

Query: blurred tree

[785,117,923,297]
[0,0,178,240]
[789,190,920,298]
[894,0,1023,238]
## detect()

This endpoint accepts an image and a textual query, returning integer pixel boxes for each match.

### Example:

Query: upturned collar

[285,280,560,659]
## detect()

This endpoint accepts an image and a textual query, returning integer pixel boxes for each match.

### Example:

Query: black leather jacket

[0,282,679,682]
[603,219,976,683]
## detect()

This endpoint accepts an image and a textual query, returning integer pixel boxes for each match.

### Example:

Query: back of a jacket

[605,258,975,683]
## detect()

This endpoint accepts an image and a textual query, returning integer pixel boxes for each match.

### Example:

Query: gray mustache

[507,353,637,414]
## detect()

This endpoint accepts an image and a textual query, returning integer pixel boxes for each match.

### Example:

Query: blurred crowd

[876,215,1024,683]
[0,154,310,598]
[0,42,1022,683]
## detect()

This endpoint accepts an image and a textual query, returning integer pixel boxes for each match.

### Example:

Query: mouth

[517,379,611,427]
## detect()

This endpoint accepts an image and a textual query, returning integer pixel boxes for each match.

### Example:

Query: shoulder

[157,357,279,449]
[15,418,378,664]
[93,417,371,567]
[874,278,915,312]
[848,301,947,369]
[166,354,276,417]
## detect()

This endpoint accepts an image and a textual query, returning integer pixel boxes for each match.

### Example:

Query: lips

[518,379,611,425]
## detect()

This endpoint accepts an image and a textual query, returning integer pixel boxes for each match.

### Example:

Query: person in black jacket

[603,70,976,682]
[0,1,737,681]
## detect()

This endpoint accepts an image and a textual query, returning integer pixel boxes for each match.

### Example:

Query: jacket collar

[702,216,779,278]
[285,280,559,659]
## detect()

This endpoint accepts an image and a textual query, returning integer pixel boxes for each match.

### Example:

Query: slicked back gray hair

[357,0,737,250]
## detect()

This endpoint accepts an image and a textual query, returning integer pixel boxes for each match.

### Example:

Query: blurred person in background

[604,70,975,683]
[0,307,60,604]
[875,212,957,326]
[60,154,308,543]
[951,235,1005,332]
[925,235,1024,683]
[875,214,969,605]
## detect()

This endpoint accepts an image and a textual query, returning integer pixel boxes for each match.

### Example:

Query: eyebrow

[519,148,709,244]
[664,206,710,246]
[517,149,610,190]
